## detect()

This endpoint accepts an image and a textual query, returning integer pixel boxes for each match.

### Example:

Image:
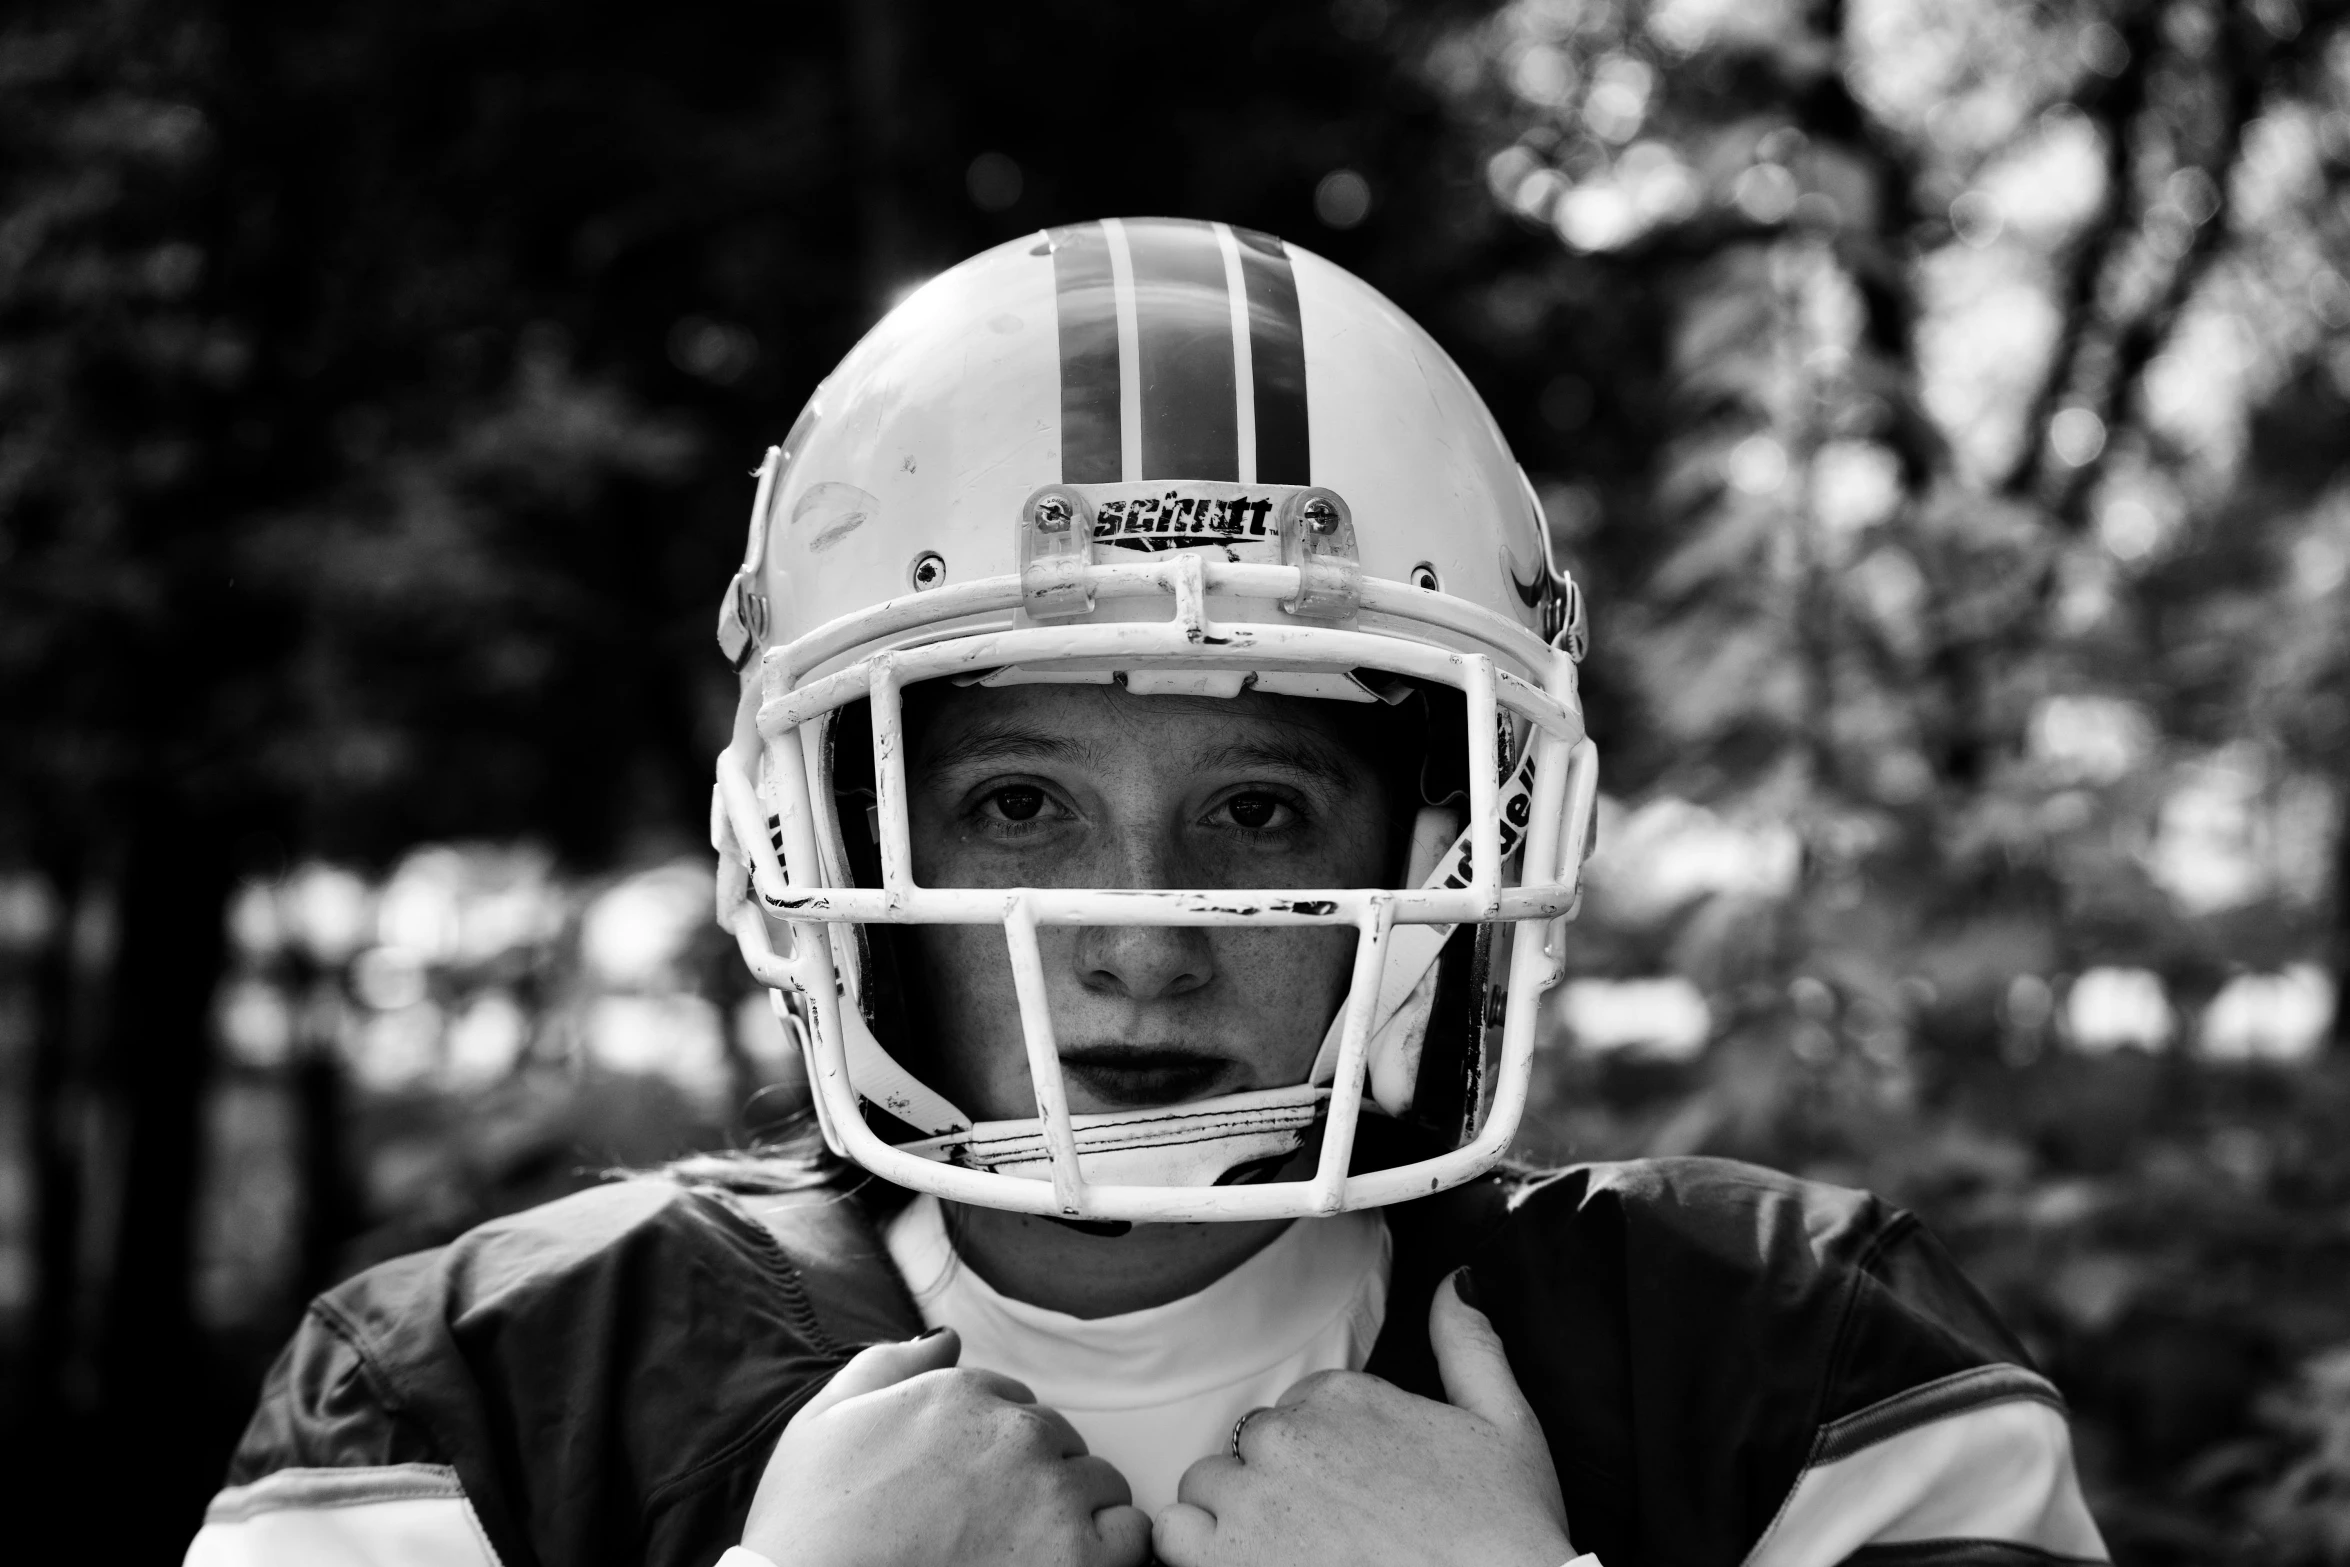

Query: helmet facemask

[714,525,1596,1223]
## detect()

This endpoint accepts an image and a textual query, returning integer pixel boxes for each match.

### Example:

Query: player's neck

[940,1201,1295,1318]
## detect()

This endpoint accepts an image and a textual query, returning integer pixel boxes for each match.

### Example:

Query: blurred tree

[0,3,267,1528]
[1405,0,2350,1557]
[1416,0,2349,994]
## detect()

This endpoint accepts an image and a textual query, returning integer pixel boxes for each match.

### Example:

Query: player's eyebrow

[915,722,1367,792]
[1198,733,1367,793]
[917,722,1101,774]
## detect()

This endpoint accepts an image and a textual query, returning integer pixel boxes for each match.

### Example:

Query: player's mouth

[1057,1045,1240,1108]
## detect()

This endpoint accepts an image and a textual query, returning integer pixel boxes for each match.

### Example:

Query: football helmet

[712,217,1598,1222]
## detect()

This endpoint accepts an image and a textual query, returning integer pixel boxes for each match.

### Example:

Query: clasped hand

[740,1272,1573,1567]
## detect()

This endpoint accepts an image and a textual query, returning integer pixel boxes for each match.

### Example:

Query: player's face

[900,682,1400,1119]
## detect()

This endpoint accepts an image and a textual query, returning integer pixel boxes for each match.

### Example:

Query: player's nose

[1069,826,1213,1001]
[1073,921,1214,1003]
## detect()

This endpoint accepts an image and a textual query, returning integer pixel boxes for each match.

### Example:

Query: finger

[1174,1452,1245,1512]
[1273,1369,1344,1409]
[1020,1400,1092,1459]
[957,1367,1040,1406]
[1152,1501,1218,1567]
[1430,1269,1543,1446]
[796,1327,961,1422]
[1227,1402,1277,1460]
[1067,1453,1133,1512]
[1092,1502,1154,1567]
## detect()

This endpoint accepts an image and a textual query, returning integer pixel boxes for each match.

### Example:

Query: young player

[187,219,2110,1567]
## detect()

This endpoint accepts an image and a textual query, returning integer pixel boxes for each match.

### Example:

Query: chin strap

[898,1085,1329,1186]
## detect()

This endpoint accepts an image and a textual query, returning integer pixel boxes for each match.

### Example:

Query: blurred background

[3,0,2347,1559]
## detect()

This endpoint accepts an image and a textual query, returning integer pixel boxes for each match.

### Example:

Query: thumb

[796,1326,962,1424]
[1430,1270,1543,1446]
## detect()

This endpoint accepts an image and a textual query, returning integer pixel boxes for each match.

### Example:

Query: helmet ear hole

[909,551,947,591]
[1410,562,1441,592]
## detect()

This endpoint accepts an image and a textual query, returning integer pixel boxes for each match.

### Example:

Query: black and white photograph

[3,2,2348,1563]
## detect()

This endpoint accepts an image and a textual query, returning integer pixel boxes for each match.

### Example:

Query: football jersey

[185,1148,2110,1567]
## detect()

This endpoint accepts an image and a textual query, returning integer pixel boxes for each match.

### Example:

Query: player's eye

[1217,791,1296,832]
[992,785,1046,822]
[1227,793,1278,829]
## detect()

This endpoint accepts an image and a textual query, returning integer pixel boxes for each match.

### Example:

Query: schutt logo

[1092,491,1280,550]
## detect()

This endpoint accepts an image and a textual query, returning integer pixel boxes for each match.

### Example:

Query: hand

[1154,1270,1574,1567]
[741,1327,1152,1567]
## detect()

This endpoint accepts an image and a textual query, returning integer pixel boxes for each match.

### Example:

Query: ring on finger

[1229,1405,1274,1461]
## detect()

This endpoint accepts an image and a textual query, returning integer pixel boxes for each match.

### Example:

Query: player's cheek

[1213,925,1356,1052]
[899,923,1033,1115]
[907,789,1069,887]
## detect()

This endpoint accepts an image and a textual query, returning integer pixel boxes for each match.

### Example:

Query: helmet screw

[909,551,947,591]
[1300,497,1339,534]
[1034,495,1073,534]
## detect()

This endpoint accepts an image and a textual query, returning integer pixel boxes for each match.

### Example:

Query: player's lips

[1057,1046,1240,1108]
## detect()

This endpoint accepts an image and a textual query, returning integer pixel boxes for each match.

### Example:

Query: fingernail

[912,1325,949,1341]
[1451,1266,1482,1313]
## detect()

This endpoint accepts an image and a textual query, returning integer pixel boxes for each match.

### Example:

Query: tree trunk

[11,856,97,1473]
[2333,803,2349,1050]
[90,795,233,1555]
[293,1022,357,1299]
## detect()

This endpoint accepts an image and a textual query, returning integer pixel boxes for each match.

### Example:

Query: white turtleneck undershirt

[882,1193,1391,1515]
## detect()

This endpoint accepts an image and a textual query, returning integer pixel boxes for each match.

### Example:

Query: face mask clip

[1018,485,1098,620]
[1276,488,1361,622]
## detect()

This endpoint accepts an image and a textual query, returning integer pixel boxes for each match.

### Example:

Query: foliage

[1418,0,2350,1557]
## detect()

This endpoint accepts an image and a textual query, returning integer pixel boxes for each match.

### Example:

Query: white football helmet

[712,217,1598,1223]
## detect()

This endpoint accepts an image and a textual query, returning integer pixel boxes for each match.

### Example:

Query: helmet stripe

[1101,218,1146,481]
[1047,222,1123,483]
[1212,225,1258,484]
[1122,219,1240,482]
[1231,226,1309,484]
[1048,218,1309,486]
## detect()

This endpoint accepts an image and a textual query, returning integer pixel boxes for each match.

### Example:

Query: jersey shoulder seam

[305,1290,422,1427]
[638,1190,857,1514]
[1806,1201,1917,1437]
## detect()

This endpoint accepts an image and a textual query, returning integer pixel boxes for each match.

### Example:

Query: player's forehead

[901,680,1386,787]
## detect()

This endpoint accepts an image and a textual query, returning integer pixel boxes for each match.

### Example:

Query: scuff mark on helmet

[794,481,880,553]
